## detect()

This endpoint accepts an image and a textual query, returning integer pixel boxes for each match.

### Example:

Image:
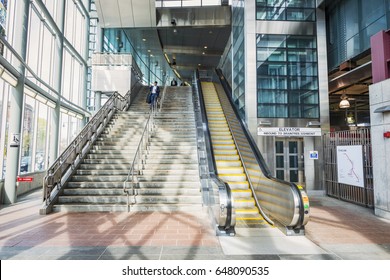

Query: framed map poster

[336,145,364,188]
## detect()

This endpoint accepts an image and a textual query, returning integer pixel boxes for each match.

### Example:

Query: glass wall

[256,0,316,21]
[156,0,227,7]
[102,28,166,86]
[0,0,90,178]
[326,0,390,70]
[256,34,319,118]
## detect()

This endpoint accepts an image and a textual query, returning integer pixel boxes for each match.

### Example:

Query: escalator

[202,82,269,228]
[198,74,309,235]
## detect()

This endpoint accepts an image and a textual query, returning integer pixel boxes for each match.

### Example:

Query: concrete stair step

[58,195,202,204]
[89,150,136,155]
[82,159,133,164]
[137,175,200,182]
[140,169,199,176]
[91,145,139,150]
[67,181,201,188]
[63,188,200,196]
[52,204,203,213]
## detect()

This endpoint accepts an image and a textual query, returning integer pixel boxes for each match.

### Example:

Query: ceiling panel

[96,0,156,27]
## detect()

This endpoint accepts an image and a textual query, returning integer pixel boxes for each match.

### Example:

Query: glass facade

[256,34,319,118]
[232,0,245,118]
[256,0,316,21]
[156,0,227,7]
[0,0,89,178]
[326,0,390,70]
[103,29,166,86]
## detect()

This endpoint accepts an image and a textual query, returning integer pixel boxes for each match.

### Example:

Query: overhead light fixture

[46,100,56,109]
[0,65,18,87]
[60,107,69,114]
[35,94,48,104]
[76,114,84,120]
[339,93,350,108]
[24,86,37,98]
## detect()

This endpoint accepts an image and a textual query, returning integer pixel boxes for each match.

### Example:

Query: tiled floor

[1,189,390,260]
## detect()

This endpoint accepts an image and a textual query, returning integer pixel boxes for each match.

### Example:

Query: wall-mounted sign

[257,127,322,137]
[17,177,33,182]
[309,151,318,160]
[336,145,364,188]
[10,133,20,147]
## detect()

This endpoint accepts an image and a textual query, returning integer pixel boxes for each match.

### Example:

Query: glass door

[275,138,304,184]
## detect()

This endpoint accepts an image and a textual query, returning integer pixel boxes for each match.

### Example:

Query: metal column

[3,0,30,204]
[48,0,66,165]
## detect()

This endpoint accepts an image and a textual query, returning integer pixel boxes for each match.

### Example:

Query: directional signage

[257,127,322,137]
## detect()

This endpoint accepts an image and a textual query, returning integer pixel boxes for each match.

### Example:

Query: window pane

[276,170,284,180]
[21,96,35,174]
[276,155,284,168]
[290,170,298,182]
[275,141,284,153]
[35,103,47,171]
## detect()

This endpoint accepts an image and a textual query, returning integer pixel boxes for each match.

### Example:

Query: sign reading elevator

[257,127,321,137]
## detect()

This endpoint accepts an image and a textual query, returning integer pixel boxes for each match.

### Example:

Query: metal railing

[323,128,373,207]
[123,103,158,211]
[39,89,138,215]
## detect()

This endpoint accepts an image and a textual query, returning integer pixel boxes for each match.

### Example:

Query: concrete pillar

[4,0,30,204]
[49,0,65,166]
[370,79,390,220]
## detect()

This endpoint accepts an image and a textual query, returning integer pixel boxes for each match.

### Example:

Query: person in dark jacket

[149,81,160,109]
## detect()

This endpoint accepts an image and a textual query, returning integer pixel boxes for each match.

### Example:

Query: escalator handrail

[215,68,307,229]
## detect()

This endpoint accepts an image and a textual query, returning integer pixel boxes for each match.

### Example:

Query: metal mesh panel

[323,128,373,207]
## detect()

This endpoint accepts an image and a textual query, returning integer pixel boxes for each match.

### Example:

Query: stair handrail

[39,89,137,214]
[123,98,158,211]
[158,85,167,112]
[215,68,310,232]
[195,70,235,235]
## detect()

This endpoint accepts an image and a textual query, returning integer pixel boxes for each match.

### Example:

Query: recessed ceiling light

[147,50,151,52]
[204,46,208,49]
[142,38,146,41]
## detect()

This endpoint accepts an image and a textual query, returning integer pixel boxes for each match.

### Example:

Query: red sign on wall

[17,177,33,182]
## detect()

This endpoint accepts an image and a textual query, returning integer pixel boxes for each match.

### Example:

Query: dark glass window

[257,34,319,118]
[256,0,316,21]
